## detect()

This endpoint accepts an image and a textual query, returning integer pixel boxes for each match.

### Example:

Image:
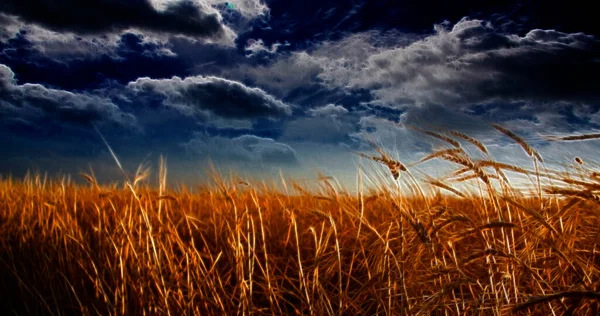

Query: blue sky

[0,0,599,186]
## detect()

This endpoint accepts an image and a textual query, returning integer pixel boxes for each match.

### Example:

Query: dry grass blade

[419,148,465,164]
[79,172,97,186]
[462,248,507,265]
[513,291,600,312]
[451,173,500,182]
[156,195,177,202]
[4,128,600,315]
[475,160,531,175]
[422,130,461,148]
[440,154,491,185]
[94,124,128,181]
[291,181,309,195]
[545,133,600,142]
[363,194,381,205]
[314,195,334,202]
[557,177,600,191]
[133,163,151,187]
[425,177,466,198]
[544,187,600,206]
[429,215,471,235]
[98,192,112,198]
[392,201,431,244]
[501,196,559,235]
[440,153,472,168]
[449,166,472,178]
[492,124,543,162]
[449,131,489,155]
[409,126,461,148]
[355,149,407,180]
[457,221,517,238]
[560,197,583,213]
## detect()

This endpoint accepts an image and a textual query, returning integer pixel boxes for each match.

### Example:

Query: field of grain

[1,129,600,315]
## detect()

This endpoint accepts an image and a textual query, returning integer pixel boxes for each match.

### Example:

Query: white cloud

[244,39,287,57]
[237,30,418,95]
[308,103,349,117]
[0,0,257,50]
[289,19,599,108]
[0,13,121,58]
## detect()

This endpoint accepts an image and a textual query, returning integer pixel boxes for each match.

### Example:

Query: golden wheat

[1,129,600,315]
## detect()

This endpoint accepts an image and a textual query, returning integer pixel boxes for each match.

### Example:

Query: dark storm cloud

[0,63,137,130]
[316,19,600,107]
[183,133,299,166]
[128,75,292,119]
[0,31,189,90]
[0,0,227,40]
[0,14,121,58]
[240,0,598,56]
[1,0,599,186]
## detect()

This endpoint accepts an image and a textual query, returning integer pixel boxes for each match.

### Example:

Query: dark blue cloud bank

[0,0,598,186]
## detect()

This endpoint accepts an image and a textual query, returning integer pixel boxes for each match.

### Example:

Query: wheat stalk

[492,124,543,162]
[449,131,489,155]
[545,133,600,141]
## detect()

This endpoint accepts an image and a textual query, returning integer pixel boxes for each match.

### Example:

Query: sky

[0,0,599,188]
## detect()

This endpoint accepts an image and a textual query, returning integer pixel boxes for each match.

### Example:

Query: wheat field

[1,129,600,315]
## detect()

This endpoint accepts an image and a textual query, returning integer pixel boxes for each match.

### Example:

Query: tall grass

[1,127,600,315]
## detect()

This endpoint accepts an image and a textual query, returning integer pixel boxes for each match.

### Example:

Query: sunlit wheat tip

[79,172,96,185]
[419,148,465,164]
[410,126,461,148]
[492,124,543,162]
[449,130,489,154]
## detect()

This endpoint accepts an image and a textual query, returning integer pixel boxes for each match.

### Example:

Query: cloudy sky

[1,0,599,186]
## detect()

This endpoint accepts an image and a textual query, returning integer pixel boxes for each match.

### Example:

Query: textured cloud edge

[1,11,599,184]
[0,63,138,131]
[242,18,598,108]
[0,0,271,56]
[128,75,293,119]
[244,39,290,57]
[0,0,228,40]
[238,18,600,147]
[319,19,599,107]
[0,18,179,60]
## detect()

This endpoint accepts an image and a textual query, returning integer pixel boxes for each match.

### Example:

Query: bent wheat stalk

[544,133,600,142]
[492,124,543,163]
